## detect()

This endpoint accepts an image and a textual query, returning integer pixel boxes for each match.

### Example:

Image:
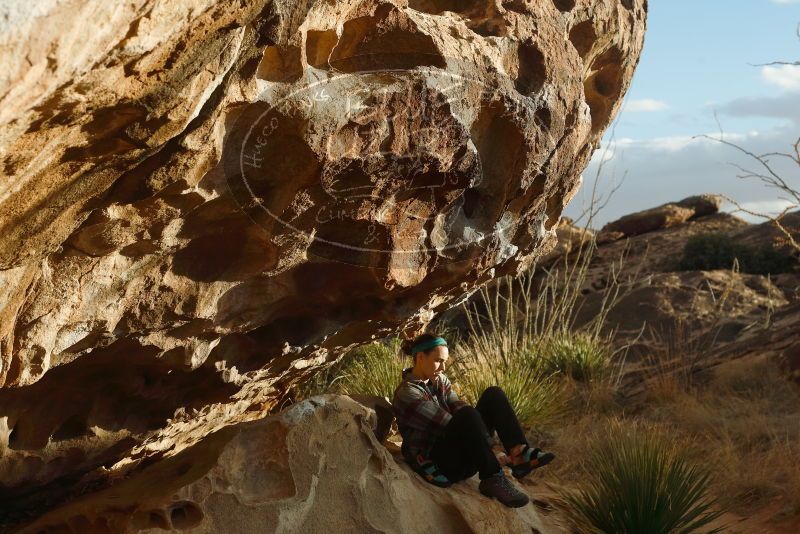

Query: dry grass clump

[677,356,800,514]
[587,355,800,517]
[549,350,800,528]
[643,269,742,396]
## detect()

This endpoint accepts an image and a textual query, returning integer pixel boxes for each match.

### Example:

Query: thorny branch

[695,132,800,255]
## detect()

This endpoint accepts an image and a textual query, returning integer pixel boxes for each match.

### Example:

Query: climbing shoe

[510,446,555,480]
[478,471,530,508]
[415,460,452,488]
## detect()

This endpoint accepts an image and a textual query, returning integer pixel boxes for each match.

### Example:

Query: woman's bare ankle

[509,444,526,460]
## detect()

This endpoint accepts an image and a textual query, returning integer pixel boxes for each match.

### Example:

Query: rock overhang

[0,0,646,525]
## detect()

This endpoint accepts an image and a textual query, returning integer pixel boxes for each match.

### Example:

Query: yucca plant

[454,356,563,427]
[336,338,407,399]
[298,338,407,400]
[444,226,640,427]
[539,330,613,382]
[562,423,726,534]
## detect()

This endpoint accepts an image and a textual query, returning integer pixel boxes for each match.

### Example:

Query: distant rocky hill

[437,194,800,390]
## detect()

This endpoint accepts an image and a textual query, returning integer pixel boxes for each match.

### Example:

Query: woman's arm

[439,374,470,413]
[393,383,453,437]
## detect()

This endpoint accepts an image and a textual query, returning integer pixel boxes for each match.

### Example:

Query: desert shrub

[454,356,563,427]
[562,422,725,534]
[677,232,794,274]
[446,232,638,427]
[449,301,567,428]
[539,330,613,382]
[454,235,636,378]
[298,338,406,400]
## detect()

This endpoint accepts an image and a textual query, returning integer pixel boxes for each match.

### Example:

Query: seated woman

[392,333,555,508]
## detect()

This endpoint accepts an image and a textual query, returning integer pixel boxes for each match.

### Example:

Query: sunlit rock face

[18,395,565,533]
[0,0,645,527]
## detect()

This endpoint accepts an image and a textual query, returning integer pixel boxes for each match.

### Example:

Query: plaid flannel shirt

[392,367,471,469]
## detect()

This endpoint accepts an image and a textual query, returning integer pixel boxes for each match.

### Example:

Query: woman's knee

[480,385,507,402]
[449,406,490,439]
[450,405,484,427]
[452,405,481,420]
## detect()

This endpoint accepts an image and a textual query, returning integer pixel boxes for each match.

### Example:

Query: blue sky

[564,0,800,227]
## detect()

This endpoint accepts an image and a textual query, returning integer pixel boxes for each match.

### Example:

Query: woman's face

[414,345,449,381]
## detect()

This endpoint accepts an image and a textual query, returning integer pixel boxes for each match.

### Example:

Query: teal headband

[410,336,447,355]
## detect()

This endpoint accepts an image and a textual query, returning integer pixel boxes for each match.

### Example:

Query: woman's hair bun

[400,339,414,356]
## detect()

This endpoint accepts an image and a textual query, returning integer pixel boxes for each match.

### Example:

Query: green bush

[677,233,794,275]
[539,331,613,382]
[562,423,725,534]
[454,358,563,428]
[298,338,407,400]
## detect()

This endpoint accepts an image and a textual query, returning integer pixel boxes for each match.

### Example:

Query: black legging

[429,386,528,481]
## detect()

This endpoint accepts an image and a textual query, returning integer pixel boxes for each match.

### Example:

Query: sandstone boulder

[0,0,645,522]
[16,395,559,534]
[598,194,723,240]
[538,217,595,266]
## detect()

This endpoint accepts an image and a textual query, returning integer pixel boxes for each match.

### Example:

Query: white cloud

[564,123,796,228]
[599,132,753,157]
[625,98,669,112]
[770,0,800,4]
[761,64,800,91]
[640,135,700,152]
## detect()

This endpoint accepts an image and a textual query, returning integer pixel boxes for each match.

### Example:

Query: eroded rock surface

[0,0,645,527]
[16,395,562,534]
